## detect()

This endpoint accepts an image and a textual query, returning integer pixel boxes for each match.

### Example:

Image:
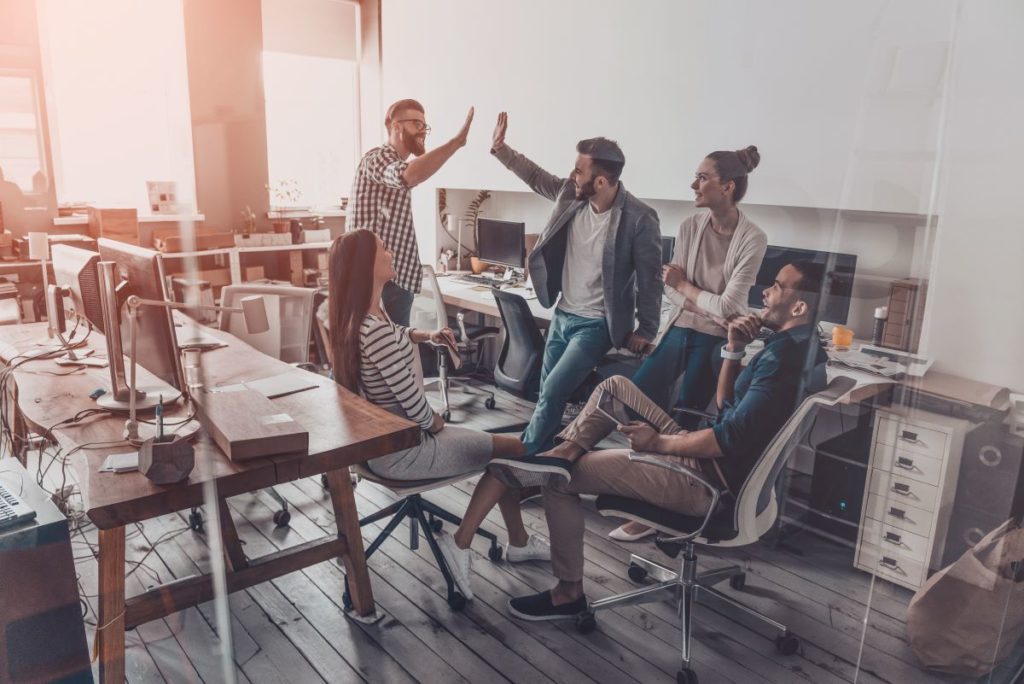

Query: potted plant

[465,190,491,273]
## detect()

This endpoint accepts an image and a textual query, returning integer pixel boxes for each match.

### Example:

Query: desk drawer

[857,543,925,589]
[873,445,944,487]
[876,415,947,461]
[861,517,930,563]
[864,493,933,538]
[868,467,939,512]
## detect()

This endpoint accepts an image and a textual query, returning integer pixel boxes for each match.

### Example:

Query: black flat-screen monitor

[98,238,184,390]
[51,244,104,332]
[661,236,676,265]
[748,245,858,325]
[477,218,525,268]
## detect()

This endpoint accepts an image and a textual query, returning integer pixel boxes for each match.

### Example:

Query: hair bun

[735,145,760,173]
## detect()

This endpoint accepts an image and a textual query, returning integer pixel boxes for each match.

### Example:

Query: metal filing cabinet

[854,407,969,590]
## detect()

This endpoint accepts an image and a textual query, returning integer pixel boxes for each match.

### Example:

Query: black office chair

[576,376,858,684]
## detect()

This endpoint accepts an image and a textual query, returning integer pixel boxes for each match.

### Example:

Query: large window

[262,51,359,210]
[261,0,361,212]
[0,71,47,196]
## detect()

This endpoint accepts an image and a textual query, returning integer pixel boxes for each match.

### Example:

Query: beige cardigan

[654,210,768,344]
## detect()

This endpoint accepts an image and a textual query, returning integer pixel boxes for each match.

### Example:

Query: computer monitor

[98,238,184,393]
[748,245,858,325]
[661,236,676,265]
[477,218,525,269]
[51,244,104,333]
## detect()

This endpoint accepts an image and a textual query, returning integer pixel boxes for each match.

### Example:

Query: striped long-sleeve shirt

[359,314,434,429]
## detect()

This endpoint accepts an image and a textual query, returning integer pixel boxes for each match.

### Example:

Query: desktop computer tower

[940,423,1024,567]
[807,453,866,542]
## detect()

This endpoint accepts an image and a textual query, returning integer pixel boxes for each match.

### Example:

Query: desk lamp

[122,294,269,442]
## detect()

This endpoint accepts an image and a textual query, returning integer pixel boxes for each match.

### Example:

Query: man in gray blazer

[490,112,662,458]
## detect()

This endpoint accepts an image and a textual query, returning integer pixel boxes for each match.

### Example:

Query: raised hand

[492,111,508,151]
[453,107,475,147]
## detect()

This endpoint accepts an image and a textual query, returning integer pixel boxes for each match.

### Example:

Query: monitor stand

[96,383,182,412]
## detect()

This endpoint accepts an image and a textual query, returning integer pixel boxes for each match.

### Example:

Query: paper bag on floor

[905,518,1024,676]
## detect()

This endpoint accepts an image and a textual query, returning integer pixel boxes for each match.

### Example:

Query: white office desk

[436,274,554,323]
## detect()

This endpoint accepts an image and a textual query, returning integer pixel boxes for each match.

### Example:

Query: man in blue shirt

[502,261,827,621]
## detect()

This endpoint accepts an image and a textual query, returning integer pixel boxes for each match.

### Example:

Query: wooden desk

[0,322,419,684]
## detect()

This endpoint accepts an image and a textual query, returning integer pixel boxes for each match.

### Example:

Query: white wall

[920,0,1024,392]
[382,0,955,213]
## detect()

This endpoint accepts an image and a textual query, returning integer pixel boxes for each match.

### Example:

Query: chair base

[583,543,796,674]
[348,492,503,611]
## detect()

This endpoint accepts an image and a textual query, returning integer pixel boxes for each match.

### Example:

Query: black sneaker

[508,590,588,621]
[489,456,572,488]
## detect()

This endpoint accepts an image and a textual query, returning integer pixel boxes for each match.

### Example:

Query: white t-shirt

[557,202,612,319]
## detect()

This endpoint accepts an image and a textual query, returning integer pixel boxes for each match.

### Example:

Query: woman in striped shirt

[326,229,549,599]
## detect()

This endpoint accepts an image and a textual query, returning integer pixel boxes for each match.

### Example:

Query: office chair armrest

[670,406,716,422]
[627,452,721,544]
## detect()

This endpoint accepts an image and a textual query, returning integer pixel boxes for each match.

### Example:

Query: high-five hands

[452,107,475,148]
[492,112,508,151]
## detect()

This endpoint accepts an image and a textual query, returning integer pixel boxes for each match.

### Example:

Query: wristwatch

[720,346,745,361]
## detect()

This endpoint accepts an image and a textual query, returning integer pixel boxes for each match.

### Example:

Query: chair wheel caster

[729,574,746,591]
[342,589,352,612]
[188,510,204,532]
[484,397,496,410]
[488,544,503,562]
[448,591,466,611]
[576,611,596,634]
[430,518,443,534]
[628,563,648,583]
[273,510,291,528]
[443,410,452,421]
[321,474,329,488]
[775,634,800,656]
[677,668,698,684]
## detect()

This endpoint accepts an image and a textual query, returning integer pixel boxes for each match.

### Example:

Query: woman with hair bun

[612,146,767,542]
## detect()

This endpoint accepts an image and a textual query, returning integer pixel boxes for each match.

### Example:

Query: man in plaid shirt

[348,99,475,325]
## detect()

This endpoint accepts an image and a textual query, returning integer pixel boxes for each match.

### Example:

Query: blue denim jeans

[631,326,724,426]
[521,309,612,455]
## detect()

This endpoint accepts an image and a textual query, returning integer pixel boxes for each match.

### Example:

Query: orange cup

[831,325,854,350]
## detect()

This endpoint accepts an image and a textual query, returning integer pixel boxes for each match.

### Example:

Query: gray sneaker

[506,534,551,563]
[436,531,474,600]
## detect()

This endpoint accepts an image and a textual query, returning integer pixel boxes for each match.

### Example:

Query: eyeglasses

[394,119,431,134]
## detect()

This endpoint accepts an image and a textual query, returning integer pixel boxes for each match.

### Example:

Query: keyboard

[0,481,36,530]
[454,274,499,286]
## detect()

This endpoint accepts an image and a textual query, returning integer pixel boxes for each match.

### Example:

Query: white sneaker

[506,534,551,563]
[436,531,474,600]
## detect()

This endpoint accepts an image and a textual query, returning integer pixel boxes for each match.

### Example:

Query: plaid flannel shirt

[347,144,422,293]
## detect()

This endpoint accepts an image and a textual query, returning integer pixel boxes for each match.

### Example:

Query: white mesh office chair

[217,283,316,527]
[219,284,315,365]
[577,376,858,684]
[414,265,500,420]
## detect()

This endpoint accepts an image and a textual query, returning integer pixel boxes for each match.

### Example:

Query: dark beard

[574,179,596,201]
[403,129,426,156]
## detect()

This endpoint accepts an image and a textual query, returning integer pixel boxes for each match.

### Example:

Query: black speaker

[808,452,866,542]
[940,423,1024,567]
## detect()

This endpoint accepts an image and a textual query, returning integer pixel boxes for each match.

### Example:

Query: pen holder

[139,434,195,485]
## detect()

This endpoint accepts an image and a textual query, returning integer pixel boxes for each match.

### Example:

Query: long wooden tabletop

[0,321,420,529]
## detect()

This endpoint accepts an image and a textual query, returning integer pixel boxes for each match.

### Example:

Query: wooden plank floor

[40,385,1024,683]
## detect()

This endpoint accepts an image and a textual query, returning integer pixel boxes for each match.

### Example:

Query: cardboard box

[152,225,234,253]
[87,207,139,244]
[244,265,266,281]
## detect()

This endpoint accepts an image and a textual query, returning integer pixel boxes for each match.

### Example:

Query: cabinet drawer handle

[891,482,912,496]
[884,531,902,545]
[899,430,919,443]
[879,556,900,570]
[888,506,906,519]
[895,456,915,470]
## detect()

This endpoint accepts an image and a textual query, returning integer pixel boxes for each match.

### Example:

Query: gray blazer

[493,145,662,347]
